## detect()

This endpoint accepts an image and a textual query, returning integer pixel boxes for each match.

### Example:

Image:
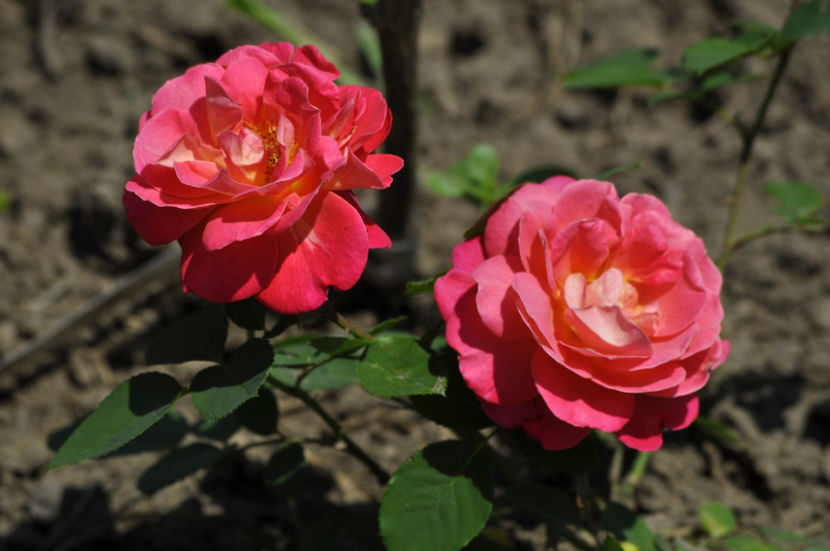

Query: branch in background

[366,0,422,242]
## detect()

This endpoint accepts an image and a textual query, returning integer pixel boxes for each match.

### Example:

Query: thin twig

[269,376,390,484]
[0,247,180,377]
[718,43,795,270]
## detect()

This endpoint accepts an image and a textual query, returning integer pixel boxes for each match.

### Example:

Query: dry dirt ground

[1,1,830,549]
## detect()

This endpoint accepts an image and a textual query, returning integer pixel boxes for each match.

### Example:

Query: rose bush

[435,177,729,451]
[124,42,403,314]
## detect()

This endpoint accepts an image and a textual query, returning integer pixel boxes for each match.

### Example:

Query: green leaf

[235,390,278,435]
[49,372,183,469]
[0,191,10,212]
[406,275,440,295]
[189,338,274,420]
[356,20,382,78]
[225,298,266,331]
[357,335,446,397]
[601,503,657,551]
[426,144,502,205]
[725,536,783,551]
[503,483,581,526]
[137,443,223,495]
[299,358,361,390]
[310,335,368,357]
[379,440,493,551]
[509,165,576,187]
[192,415,240,441]
[593,161,644,181]
[781,0,830,39]
[510,430,598,475]
[700,501,736,538]
[564,49,668,89]
[370,316,408,335]
[765,181,823,223]
[147,309,228,365]
[47,409,189,456]
[264,442,306,486]
[467,144,500,190]
[603,535,626,551]
[762,528,823,547]
[409,351,493,430]
[682,35,768,75]
[695,416,742,446]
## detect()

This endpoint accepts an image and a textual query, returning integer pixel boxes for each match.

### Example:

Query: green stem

[332,311,375,342]
[624,451,652,492]
[718,43,795,270]
[269,376,390,484]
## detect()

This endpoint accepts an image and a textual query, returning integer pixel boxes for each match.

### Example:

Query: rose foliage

[435,177,729,451]
[124,42,402,314]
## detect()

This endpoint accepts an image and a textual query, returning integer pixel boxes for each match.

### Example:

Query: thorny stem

[718,42,795,270]
[269,376,390,485]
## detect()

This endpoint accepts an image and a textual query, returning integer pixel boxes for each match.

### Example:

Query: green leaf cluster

[426,144,508,206]
[564,3,830,104]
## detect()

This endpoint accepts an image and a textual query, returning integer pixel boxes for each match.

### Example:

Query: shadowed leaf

[49,372,183,469]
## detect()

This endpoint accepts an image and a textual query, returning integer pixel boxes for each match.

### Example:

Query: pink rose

[434,177,729,451]
[124,42,403,314]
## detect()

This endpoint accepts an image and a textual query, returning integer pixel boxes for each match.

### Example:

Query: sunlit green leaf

[601,503,657,551]
[379,440,493,551]
[370,316,408,335]
[356,20,382,77]
[147,309,228,365]
[357,335,446,397]
[781,0,830,39]
[700,501,737,538]
[406,275,440,295]
[564,49,668,89]
[762,528,823,547]
[299,358,360,390]
[682,34,768,75]
[138,443,223,495]
[765,180,823,223]
[603,535,626,551]
[49,372,183,469]
[725,536,783,551]
[190,338,274,420]
[696,416,742,446]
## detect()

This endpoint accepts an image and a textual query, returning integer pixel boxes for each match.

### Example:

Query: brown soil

[1,1,829,549]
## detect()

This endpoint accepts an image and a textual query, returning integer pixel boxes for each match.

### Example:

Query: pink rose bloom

[124,42,403,314]
[434,177,729,451]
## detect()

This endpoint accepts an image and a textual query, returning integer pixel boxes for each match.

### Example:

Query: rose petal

[255,191,368,314]
[435,272,537,405]
[532,350,635,432]
[616,394,699,451]
[180,222,279,303]
[200,196,289,251]
[123,187,212,245]
[471,255,526,339]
